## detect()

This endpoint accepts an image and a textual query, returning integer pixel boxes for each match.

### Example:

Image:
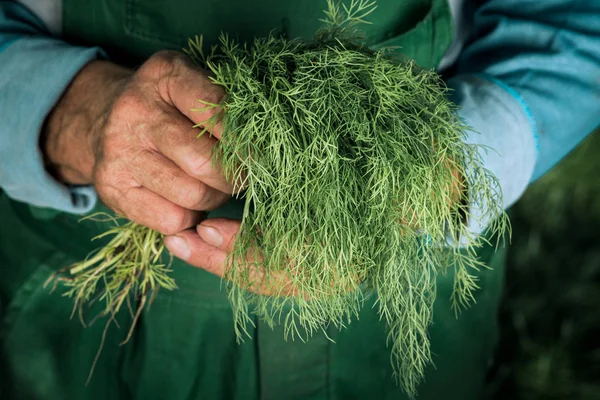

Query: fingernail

[197,224,223,247]
[164,236,190,260]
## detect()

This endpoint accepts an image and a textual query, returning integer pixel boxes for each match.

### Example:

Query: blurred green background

[485,129,600,400]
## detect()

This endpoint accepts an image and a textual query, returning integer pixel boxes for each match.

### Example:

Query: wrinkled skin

[44,51,294,293]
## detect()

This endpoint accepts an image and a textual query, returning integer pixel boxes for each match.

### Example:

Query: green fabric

[62,0,452,69]
[0,1,506,399]
[1,193,505,400]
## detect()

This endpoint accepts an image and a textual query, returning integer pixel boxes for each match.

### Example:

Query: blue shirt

[1,0,599,237]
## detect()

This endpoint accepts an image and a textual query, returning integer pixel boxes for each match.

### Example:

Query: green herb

[46,213,175,383]
[48,1,508,396]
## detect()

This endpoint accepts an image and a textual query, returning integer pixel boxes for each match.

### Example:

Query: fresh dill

[48,1,508,396]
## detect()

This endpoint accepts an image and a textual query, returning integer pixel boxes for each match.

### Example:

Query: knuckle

[179,181,208,210]
[141,50,178,76]
[213,191,231,210]
[205,253,219,272]
[203,86,225,105]
[157,224,179,236]
[186,156,212,179]
[110,89,144,117]
[156,211,187,236]
[153,50,181,64]
[143,50,193,84]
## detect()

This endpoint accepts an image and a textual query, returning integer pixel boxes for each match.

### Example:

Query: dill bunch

[49,1,508,396]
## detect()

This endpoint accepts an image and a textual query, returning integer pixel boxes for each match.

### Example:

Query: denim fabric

[442,0,600,235]
[0,2,100,213]
[453,0,600,182]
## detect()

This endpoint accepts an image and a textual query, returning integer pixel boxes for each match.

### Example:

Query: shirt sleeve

[0,1,101,213]
[445,0,600,238]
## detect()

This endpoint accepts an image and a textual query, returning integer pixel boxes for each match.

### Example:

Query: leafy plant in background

[48,1,507,396]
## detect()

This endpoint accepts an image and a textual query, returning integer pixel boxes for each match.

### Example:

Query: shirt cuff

[0,37,103,214]
[447,74,538,241]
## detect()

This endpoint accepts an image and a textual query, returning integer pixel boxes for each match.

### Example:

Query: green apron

[0,1,505,399]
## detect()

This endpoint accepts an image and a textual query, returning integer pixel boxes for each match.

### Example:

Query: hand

[43,52,233,234]
[164,219,303,296]
[164,218,368,297]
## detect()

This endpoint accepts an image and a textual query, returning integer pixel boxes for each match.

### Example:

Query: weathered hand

[164,219,297,296]
[44,52,233,234]
[164,218,367,297]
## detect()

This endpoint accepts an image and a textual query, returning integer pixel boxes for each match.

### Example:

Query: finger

[164,229,228,277]
[158,53,226,139]
[196,218,242,252]
[105,185,203,235]
[186,219,293,296]
[131,150,230,211]
[164,226,276,294]
[152,112,235,193]
[164,219,259,283]
[165,225,296,296]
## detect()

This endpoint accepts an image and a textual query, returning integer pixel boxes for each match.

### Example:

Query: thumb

[163,218,241,278]
[195,218,241,252]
